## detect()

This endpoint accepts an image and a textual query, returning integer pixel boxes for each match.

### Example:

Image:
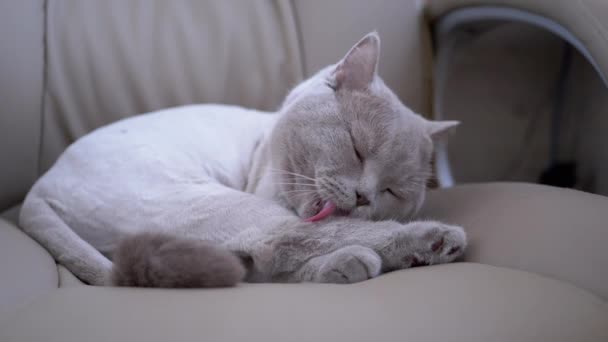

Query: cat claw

[383,222,467,270]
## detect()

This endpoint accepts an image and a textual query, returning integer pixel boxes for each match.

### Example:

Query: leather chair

[428,0,608,186]
[1,1,607,341]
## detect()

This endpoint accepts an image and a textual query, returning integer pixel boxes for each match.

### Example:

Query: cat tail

[111,232,246,288]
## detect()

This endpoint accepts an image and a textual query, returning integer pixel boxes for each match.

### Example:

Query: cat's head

[270,32,458,222]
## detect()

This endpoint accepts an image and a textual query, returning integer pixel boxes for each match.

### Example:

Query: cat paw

[411,222,467,266]
[316,245,382,284]
[384,221,467,270]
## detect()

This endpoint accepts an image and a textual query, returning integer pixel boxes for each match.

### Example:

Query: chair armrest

[0,218,58,319]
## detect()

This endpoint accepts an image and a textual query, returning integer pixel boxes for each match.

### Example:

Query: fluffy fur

[112,233,245,288]
[19,32,466,288]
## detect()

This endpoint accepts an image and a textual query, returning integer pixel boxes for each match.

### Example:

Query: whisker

[273,183,317,187]
[286,193,315,200]
[269,168,317,182]
[280,190,317,195]
[281,191,317,200]
[251,168,315,181]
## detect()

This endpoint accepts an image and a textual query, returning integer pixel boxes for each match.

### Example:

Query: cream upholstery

[0,219,57,320]
[40,0,303,171]
[1,1,607,341]
[1,263,607,342]
[0,0,44,210]
[419,182,608,299]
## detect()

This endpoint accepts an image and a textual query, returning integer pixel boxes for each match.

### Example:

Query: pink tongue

[305,201,337,222]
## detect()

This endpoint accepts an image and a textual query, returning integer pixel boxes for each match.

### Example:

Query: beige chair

[427,0,608,186]
[1,1,606,341]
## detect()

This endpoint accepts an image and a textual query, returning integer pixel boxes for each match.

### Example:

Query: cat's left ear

[333,32,380,90]
[425,120,460,142]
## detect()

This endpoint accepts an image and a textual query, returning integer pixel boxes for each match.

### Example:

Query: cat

[19,32,466,287]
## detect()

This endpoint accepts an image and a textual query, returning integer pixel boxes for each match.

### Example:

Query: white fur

[20,105,293,284]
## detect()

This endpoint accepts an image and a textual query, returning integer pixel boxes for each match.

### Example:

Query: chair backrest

[0,0,432,211]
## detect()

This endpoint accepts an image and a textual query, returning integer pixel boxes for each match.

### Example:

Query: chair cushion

[0,218,57,319]
[2,183,607,340]
[1,263,606,342]
[419,182,608,299]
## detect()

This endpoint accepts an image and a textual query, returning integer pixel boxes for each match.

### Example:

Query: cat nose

[355,191,370,206]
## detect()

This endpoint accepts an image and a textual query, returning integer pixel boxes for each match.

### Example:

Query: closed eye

[350,134,363,163]
[325,80,337,91]
[382,188,397,197]
[383,188,399,198]
[354,147,363,162]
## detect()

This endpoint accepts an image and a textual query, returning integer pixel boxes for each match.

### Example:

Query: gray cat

[19,32,466,287]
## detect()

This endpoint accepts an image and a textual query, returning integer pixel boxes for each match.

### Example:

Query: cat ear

[333,32,380,90]
[426,120,460,142]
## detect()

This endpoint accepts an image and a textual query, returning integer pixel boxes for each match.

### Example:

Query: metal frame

[432,6,608,187]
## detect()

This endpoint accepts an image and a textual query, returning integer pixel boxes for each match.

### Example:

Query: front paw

[316,245,382,284]
[384,221,467,270]
[417,222,467,265]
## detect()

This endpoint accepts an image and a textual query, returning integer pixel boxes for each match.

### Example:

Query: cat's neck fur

[243,66,342,210]
[243,112,287,206]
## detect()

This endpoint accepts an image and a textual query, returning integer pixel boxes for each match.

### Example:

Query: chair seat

[1,263,607,342]
[2,182,607,341]
[419,182,608,299]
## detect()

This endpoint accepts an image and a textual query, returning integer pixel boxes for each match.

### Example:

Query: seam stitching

[36,0,49,176]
